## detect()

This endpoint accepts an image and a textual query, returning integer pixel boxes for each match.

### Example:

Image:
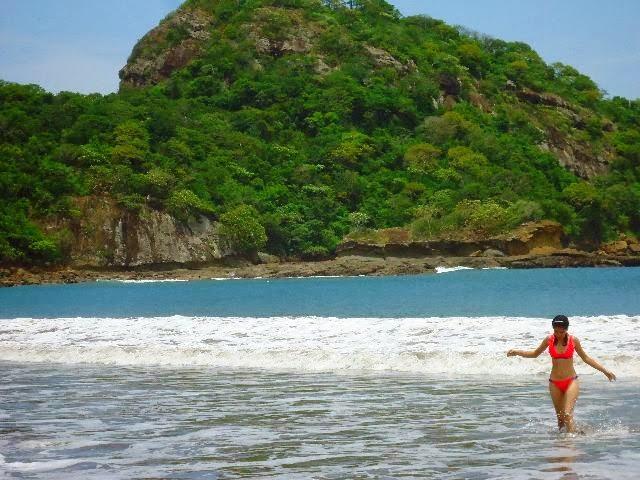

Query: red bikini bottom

[549,375,578,393]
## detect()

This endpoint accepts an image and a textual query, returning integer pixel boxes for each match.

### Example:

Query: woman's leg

[562,380,580,433]
[548,382,566,430]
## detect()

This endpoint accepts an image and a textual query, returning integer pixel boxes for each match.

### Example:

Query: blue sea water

[1,268,639,479]
[2,267,640,318]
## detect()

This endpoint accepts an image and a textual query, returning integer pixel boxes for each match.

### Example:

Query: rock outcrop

[598,236,640,256]
[247,7,320,57]
[514,87,614,179]
[4,247,638,288]
[336,221,565,258]
[41,196,231,268]
[364,45,417,73]
[517,88,572,109]
[539,131,613,179]
[119,8,214,88]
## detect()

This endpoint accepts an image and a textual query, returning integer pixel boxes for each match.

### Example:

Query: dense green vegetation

[2,0,640,264]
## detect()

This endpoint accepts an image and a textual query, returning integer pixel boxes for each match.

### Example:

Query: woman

[507,315,616,433]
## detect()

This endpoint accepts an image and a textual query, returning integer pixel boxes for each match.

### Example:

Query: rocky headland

[3,220,638,287]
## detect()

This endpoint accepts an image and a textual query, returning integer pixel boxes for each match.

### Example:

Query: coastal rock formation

[599,236,640,256]
[4,248,638,288]
[41,196,231,268]
[336,221,566,258]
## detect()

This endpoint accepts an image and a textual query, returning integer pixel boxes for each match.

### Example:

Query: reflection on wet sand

[541,442,582,479]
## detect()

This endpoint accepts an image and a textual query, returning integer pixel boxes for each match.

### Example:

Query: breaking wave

[1,315,638,376]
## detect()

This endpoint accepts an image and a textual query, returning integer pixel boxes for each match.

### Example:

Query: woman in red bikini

[507,315,616,433]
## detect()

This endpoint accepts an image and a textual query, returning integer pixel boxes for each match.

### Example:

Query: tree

[457,42,487,77]
[110,120,150,170]
[404,143,441,174]
[563,182,605,245]
[329,131,374,168]
[219,204,267,254]
[446,146,488,175]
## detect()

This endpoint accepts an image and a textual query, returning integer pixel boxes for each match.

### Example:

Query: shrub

[28,238,61,263]
[505,200,544,227]
[348,211,370,232]
[116,193,146,212]
[165,189,215,222]
[141,168,175,199]
[301,245,330,260]
[410,204,442,240]
[453,199,510,235]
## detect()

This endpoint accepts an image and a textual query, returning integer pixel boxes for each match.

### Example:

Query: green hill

[2,0,640,265]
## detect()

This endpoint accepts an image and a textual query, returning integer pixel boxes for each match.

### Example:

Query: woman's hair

[553,334,568,346]
[552,315,569,346]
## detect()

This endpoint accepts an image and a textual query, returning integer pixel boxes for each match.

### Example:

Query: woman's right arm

[507,337,547,358]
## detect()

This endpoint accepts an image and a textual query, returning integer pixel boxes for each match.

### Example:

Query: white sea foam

[435,266,474,274]
[0,457,86,473]
[111,279,189,283]
[212,275,364,281]
[1,315,638,376]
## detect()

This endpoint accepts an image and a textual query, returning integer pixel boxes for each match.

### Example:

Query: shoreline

[2,250,639,287]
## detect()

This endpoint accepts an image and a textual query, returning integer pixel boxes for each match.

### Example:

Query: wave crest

[1,315,638,375]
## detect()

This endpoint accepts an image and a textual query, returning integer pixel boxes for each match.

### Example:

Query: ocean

[1,267,639,479]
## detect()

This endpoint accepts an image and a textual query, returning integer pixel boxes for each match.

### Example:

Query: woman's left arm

[574,337,616,381]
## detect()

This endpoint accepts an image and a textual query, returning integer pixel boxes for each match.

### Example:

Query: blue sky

[1,0,638,99]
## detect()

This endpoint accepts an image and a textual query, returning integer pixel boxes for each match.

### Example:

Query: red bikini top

[548,334,574,359]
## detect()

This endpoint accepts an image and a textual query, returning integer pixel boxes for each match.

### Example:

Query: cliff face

[42,197,231,268]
